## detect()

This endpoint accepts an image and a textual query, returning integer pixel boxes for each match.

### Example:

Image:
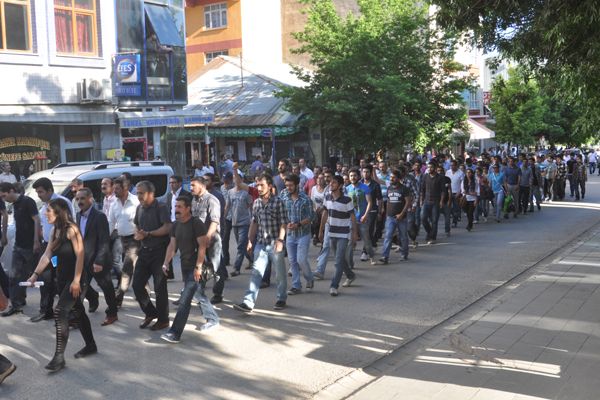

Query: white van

[23,161,173,207]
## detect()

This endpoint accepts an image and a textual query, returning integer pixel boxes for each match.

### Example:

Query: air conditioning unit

[78,78,111,103]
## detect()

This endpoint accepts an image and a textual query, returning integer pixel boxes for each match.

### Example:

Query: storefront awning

[468,118,495,140]
[169,126,297,138]
[0,105,116,125]
[145,3,185,47]
[117,110,214,129]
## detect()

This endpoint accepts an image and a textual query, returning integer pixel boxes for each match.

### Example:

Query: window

[54,0,98,55]
[205,49,228,64]
[0,0,32,51]
[204,3,227,29]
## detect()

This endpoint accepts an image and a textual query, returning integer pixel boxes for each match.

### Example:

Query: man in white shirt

[445,160,465,228]
[70,178,84,214]
[101,178,116,217]
[30,177,73,322]
[109,177,140,307]
[299,158,314,180]
[588,150,597,175]
[0,163,17,184]
[194,160,214,177]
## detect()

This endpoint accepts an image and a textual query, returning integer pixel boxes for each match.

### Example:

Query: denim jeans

[421,202,440,241]
[382,216,408,259]
[493,191,505,220]
[330,237,355,289]
[205,235,226,297]
[286,234,313,289]
[242,242,286,308]
[529,185,542,209]
[170,269,219,336]
[440,203,451,234]
[8,246,36,309]
[232,225,252,272]
[358,221,375,259]
[450,195,461,224]
[315,224,330,275]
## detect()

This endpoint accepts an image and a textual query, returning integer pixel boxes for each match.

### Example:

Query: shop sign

[119,114,214,129]
[0,136,50,161]
[114,54,142,97]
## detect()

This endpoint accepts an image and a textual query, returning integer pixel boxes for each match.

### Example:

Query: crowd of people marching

[0,148,592,379]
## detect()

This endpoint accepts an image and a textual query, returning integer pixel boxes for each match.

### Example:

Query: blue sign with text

[114,54,142,97]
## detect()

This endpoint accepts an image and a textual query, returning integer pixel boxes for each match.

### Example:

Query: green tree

[489,68,547,146]
[432,0,600,140]
[279,0,470,154]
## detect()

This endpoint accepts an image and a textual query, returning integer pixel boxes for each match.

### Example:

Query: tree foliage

[279,0,471,153]
[432,0,600,141]
[489,67,585,146]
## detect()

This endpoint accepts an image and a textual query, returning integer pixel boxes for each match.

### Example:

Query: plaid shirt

[279,189,314,237]
[252,194,288,245]
[556,162,567,180]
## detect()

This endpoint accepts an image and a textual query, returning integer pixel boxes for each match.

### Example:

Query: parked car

[23,161,173,207]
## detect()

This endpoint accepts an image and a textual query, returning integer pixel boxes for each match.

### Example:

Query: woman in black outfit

[27,198,96,372]
[461,169,478,231]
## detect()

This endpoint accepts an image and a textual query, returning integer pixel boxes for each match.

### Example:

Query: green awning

[167,126,296,138]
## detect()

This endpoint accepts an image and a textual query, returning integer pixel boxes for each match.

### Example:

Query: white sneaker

[360,253,368,262]
[342,277,355,287]
[329,288,338,296]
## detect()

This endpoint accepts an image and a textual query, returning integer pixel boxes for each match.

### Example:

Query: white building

[0,0,120,173]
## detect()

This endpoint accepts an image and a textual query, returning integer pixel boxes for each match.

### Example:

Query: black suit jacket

[165,188,192,217]
[77,207,111,272]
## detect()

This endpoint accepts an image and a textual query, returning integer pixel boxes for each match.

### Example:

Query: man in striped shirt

[319,175,358,296]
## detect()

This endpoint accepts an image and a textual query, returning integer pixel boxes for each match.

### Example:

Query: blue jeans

[170,269,219,336]
[493,191,505,220]
[421,202,440,241]
[382,216,408,259]
[286,234,313,289]
[232,225,251,272]
[330,237,355,289]
[358,221,375,258]
[242,242,286,308]
[315,225,330,275]
[450,195,461,224]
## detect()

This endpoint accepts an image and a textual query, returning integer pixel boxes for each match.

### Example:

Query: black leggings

[54,281,95,354]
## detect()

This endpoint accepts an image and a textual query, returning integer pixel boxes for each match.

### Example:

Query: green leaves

[433,0,600,143]
[279,0,470,153]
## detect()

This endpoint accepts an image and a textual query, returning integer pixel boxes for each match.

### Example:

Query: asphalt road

[1,175,599,400]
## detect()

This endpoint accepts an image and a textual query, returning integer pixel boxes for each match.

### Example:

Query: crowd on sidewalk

[0,148,590,378]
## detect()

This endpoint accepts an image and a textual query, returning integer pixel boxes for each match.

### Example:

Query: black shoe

[233,303,252,313]
[379,257,388,265]
[30,313,53,322]
[1,307,22,317]
[172,298,181,306]
[45,354,65,373]
[260,282,270,289]
[273,300,286,310]
[88,297,99,313]
[0,362,16,384]
[139,316,156,329]
[210,295,223,305]
[74,344,97,359]
[231,270,240,277]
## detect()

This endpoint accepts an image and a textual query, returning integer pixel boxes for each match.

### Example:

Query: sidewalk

[336,224,600,400]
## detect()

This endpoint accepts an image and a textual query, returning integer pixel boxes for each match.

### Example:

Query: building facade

[0,0,189,179]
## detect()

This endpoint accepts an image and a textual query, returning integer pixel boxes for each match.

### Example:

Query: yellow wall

[186,1,243,77]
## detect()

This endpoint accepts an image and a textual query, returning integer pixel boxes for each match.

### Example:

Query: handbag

[458,195,467,209]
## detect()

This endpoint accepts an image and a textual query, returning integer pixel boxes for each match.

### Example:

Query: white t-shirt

[446,169,465,195]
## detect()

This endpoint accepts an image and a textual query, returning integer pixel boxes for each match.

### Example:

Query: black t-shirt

[386,184,411,216]
[441,176,452,203]
[134,200,170,248]
[363,180,382,211]
[171,216,208,270]
[13,195,38,249]
[567,159,576,173]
